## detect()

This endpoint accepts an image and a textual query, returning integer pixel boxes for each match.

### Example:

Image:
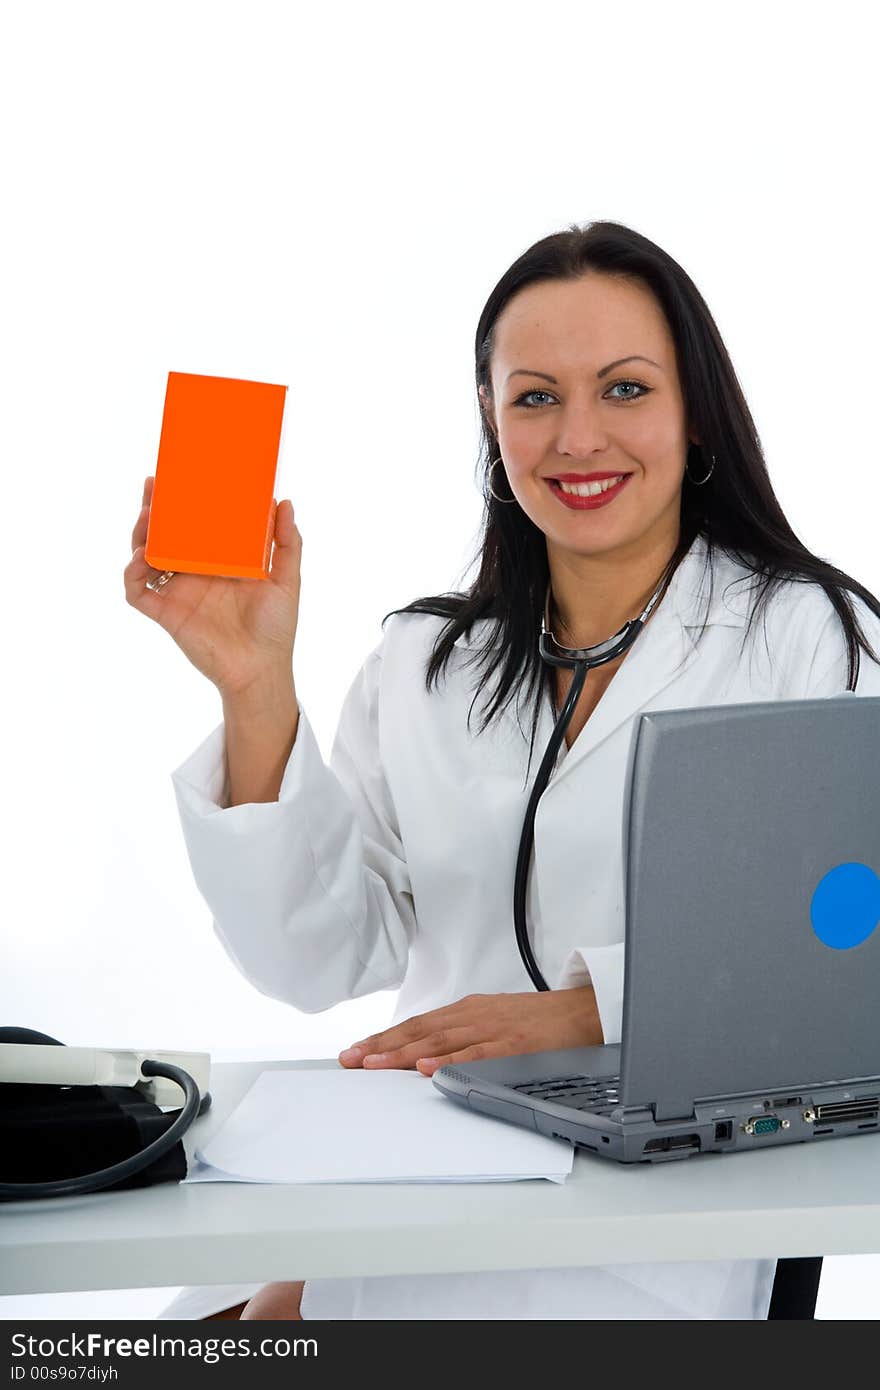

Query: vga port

[743,1116,781,1136]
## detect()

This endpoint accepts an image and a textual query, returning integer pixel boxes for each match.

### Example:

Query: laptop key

[514,1075,588,1090]
[549,1094,619,1114]
[515,1074,621,1113]
[514,1074,620,1098]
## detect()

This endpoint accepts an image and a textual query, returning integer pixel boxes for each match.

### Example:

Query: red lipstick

[545,474,632,511]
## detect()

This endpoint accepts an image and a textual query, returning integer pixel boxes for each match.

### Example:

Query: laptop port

[814,1098,879,1124]
[643,1133,700,1154]
[743,1116,788,1135]
[714,1121,733,1141]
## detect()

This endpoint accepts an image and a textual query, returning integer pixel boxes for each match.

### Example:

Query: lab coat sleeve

[556,942,624,1047]
[553,587,880,1046]
[169,640,416,1012]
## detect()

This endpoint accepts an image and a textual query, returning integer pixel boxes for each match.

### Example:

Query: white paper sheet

[185,1068,574,1184]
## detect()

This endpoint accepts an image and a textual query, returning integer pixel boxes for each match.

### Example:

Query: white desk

[4,1058,880,1296]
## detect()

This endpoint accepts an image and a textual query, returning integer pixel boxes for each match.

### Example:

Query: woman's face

[479,271,696,565]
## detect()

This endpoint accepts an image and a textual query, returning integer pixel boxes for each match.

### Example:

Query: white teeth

[557,475,625,497]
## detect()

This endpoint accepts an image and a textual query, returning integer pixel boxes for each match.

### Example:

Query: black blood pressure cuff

[0,1081,187,1196]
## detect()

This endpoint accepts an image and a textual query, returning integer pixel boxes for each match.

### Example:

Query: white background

[2,0,877,1320]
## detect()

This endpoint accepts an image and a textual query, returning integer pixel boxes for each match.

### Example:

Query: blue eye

[513,380,651,408]
[607,380,650,402]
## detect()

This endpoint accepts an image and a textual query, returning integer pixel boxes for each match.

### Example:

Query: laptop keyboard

[511,1073,621,1115]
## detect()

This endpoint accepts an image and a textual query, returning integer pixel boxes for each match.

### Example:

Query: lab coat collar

[452,533,758,782]
[668,533,755,631]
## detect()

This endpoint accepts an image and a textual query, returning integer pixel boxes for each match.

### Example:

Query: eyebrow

[505,355,662,385]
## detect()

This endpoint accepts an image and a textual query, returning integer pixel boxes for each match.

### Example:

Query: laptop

[433,696,880,1162]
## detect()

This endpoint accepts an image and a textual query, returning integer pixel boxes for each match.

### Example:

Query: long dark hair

[382,220,880,783]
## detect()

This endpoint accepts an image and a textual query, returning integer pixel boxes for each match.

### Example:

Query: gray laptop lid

[620,696,880,1119]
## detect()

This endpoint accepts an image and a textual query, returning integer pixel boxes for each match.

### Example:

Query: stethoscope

[514,573,671,991]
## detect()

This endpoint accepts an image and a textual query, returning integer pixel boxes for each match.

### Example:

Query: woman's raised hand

[124,476,303,697]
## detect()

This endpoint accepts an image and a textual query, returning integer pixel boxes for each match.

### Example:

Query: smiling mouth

[545,474,633,509]
[553,474,627,497]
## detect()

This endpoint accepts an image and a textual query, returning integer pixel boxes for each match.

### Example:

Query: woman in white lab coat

[126,219,880,1320]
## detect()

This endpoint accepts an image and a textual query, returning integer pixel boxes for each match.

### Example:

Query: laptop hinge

[652,1098,696,1122]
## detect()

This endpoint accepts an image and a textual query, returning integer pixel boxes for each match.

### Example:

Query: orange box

[145,371,288,580]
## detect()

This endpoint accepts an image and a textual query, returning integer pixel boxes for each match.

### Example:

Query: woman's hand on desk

[337,987,603,1077]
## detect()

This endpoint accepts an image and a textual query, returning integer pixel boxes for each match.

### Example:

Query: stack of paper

[184,1068,573,1185]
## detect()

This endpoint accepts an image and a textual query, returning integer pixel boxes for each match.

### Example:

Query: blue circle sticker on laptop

[810,862,880,950]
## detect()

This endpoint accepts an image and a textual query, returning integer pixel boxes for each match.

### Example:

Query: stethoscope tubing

[515,632,644,991]
[516,572,670,992]
[513,653,591,991]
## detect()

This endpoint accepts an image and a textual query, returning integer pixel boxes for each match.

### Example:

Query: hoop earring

[685,448,715,486]
[486,456,517,504]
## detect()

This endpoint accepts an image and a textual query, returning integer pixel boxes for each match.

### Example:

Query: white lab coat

[158,533,880,1321]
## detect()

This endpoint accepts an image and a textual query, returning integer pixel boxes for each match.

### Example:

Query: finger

[126,477,178,611]
[338,1011,438,1065]
[268,499,301,594]
[123,544,177,615]
[337,1040,403,1067]
[342,1018,424,1059]
[131,475,156,550]
[362,1027,473,1070]
[338,1000,485,1067]
[131,503,150,553]
[415,1042,502,1076]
